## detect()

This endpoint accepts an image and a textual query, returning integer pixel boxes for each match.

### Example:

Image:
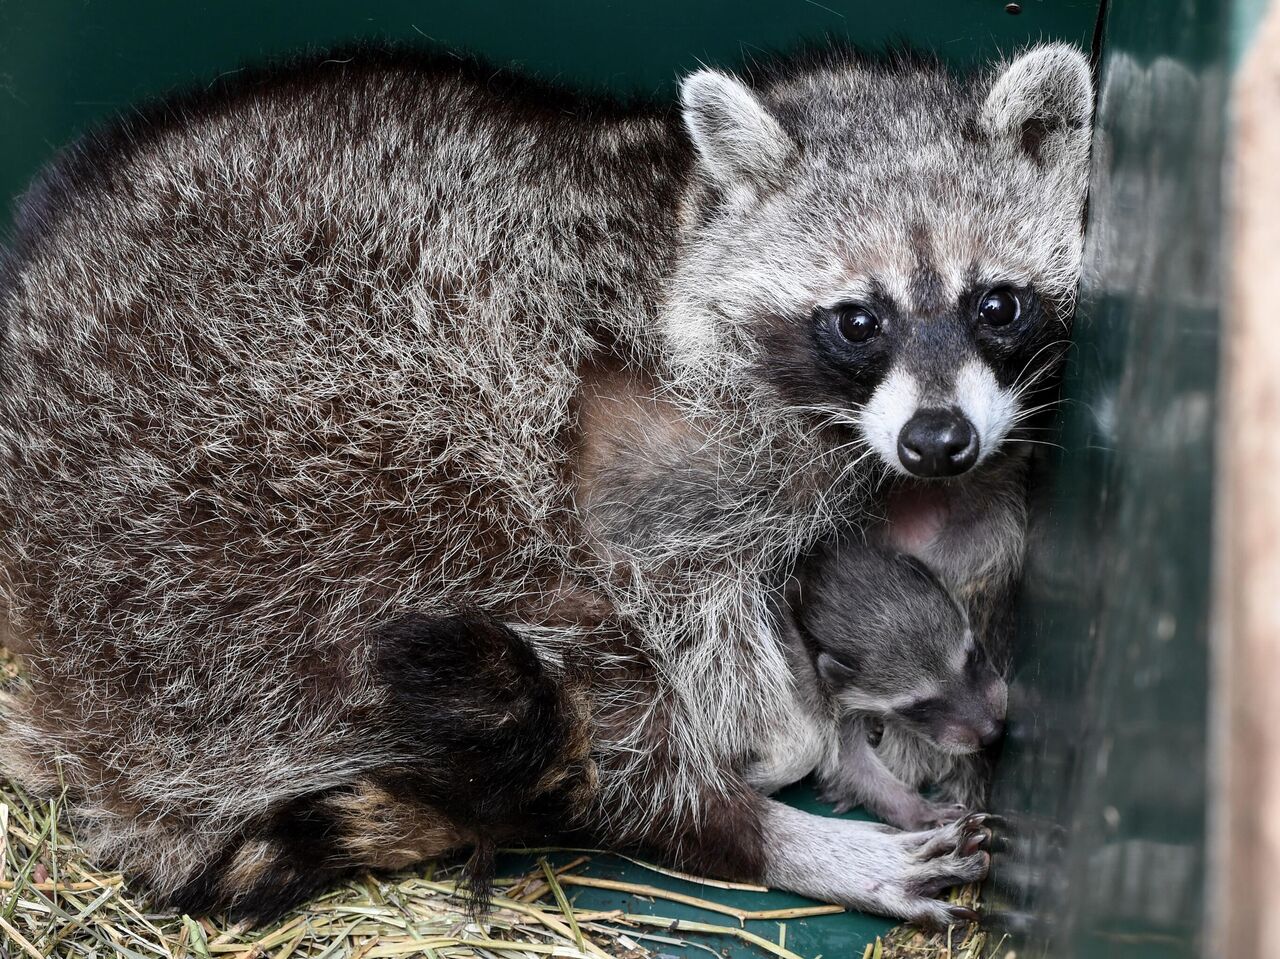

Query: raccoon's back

[0,51,683,797]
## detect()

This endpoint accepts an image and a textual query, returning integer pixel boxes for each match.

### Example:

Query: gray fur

[817,716,971,831]
[798,541,1006,748]
[0,42,1091,922]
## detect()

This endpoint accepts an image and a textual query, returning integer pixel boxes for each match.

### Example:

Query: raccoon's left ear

[982,44,1093,173]
[680,69,797,198]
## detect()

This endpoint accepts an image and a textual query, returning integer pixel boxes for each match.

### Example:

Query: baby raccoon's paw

[898,799,971,831]
[819,783,870,814]
[815,785,861,816]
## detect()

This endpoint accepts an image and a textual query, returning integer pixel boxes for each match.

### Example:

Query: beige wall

[1212,2,1280,953]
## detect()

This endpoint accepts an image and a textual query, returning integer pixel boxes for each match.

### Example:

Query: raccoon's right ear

[679,69,797,198]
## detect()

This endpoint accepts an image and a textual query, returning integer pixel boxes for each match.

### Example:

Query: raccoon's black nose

[897,409,979,478]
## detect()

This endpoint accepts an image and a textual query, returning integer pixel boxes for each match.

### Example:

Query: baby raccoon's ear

[982,44,1093,173]
[816,651,859,688]
[679,69,797,197]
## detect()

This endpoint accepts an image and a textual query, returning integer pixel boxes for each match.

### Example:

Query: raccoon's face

[818,627,1007,755]
[670,45,1093,479]
[806,554,1008,754]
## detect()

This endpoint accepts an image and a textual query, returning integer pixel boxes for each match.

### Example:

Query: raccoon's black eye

[977,287,1020,327]
[833,304,880,343]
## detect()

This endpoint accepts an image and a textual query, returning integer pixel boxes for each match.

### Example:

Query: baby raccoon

[785,541,1007,830]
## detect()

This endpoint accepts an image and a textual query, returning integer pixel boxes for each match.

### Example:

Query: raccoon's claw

[986,832,1011,854]
[810,815,990,928]
[954,812,995,856]
[910,898,985,931]
[898,822,990,926]
[912,801,971,830]
[961,829,991,855]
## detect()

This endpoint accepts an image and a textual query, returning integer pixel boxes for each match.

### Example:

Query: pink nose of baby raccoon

[978,717,1005,749]
[948,676,1009,752]
[975,677,1010,749]
[947,716,1005,752]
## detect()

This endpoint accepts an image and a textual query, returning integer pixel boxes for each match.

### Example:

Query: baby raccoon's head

[669,44,1093,479]
[793,544,1007,755]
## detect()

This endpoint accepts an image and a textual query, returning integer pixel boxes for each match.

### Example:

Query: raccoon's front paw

[817,785,969,830]
[894,813,993,928]
[897,799,971,831]
[762,802,991,928]
[815,786,862,816]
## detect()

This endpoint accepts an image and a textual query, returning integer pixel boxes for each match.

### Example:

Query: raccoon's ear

[816,651,859,688]
[679,69,797,197]
[982,44,1093,172]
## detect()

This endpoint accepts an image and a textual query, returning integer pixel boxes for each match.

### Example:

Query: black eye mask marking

[966,283,1066,392]
[751,298,896,408]
[896,696,946,726]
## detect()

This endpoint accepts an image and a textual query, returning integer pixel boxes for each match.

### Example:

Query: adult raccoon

[0,43,1091,925]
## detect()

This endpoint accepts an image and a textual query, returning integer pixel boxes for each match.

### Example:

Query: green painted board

[0,2,1103,956]
[496,786,887,959]
[985,0,1226,956]
[0,0,1101,237]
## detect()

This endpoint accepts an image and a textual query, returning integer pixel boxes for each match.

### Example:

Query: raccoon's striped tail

[159,612,596,921]
[163,777,477,920]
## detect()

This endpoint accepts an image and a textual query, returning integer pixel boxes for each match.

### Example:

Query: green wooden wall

[986,1,1225,956]
[0,0,1101,235]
